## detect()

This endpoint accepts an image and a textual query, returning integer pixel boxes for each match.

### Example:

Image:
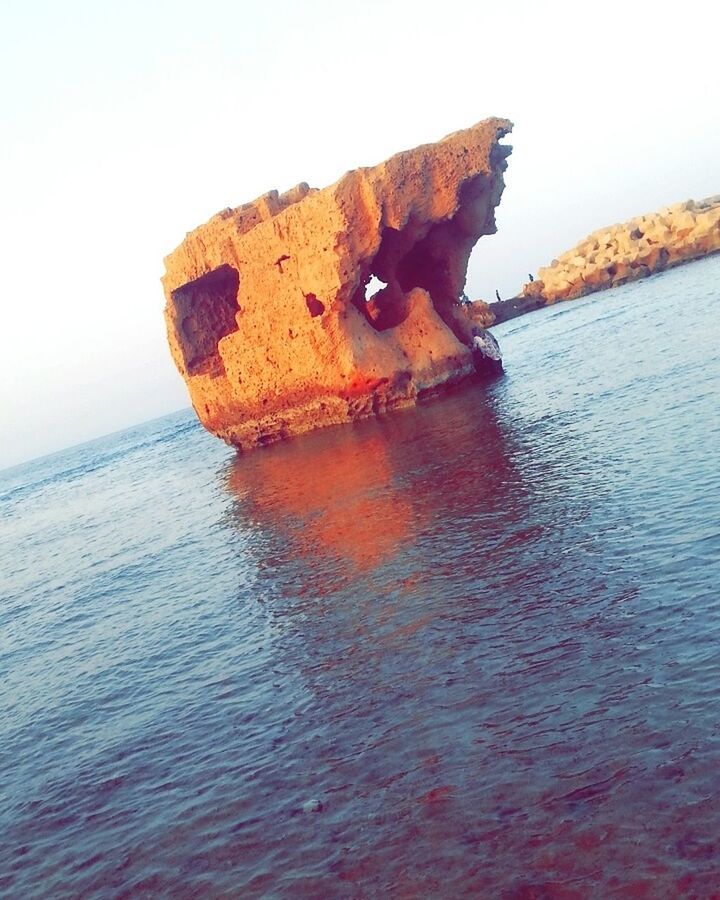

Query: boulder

[162,118,512,450]
[471,328,503,377]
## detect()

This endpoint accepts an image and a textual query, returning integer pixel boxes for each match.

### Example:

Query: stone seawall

[529,196,720,302]
[488,195,720,324]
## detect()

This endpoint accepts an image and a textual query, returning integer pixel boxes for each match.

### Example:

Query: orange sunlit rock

[162,118,512,449]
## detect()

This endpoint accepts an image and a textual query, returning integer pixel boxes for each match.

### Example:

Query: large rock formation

[520,195,720,307]
[162,118,512,449]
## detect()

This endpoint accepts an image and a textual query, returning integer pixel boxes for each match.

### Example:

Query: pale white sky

[1,0,718,469]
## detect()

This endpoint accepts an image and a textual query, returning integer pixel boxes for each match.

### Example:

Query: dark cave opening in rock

[347,173,498,339]
[171,264,240,376]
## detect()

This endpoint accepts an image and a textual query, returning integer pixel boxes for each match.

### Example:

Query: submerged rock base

[162,118,512,449]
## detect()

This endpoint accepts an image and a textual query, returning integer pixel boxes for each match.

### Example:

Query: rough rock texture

[520,195,720,306]
[162,118,512,449]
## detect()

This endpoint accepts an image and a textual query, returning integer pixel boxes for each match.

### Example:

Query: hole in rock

[365,275,388,301]
[305,293,325,317]
[351,224,456,334]
[350,170,504,340]
[171,264,240,376]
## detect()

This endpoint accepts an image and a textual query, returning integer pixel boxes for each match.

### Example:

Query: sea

[1,254,719,898]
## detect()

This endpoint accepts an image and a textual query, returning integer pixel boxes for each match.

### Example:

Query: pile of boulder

[522,195,720,304]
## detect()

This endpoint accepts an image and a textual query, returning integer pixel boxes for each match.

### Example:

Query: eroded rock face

[522,196,720,305]
[162,118,512,449]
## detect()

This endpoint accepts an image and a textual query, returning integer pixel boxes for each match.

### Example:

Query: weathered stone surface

[520,196,720,306]
[162,118,512,449]
[471,329,503,377]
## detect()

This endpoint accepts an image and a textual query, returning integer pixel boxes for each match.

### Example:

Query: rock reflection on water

[224,385,528,591]
[219,384,666,896]
[227,430,415,582]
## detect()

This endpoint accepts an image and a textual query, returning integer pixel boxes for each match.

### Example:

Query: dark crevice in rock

[347,170,506,341]
[171,264,240,376]
[304,293,325,317]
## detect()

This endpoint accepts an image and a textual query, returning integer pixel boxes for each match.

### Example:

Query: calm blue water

[2,255,720,898]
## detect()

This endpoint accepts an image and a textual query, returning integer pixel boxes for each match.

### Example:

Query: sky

[1,0,718,469]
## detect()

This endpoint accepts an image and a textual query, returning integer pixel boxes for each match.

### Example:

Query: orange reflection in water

[226,426,417,576]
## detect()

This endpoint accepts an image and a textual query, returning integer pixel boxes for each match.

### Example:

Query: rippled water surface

[2,256,720,898]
